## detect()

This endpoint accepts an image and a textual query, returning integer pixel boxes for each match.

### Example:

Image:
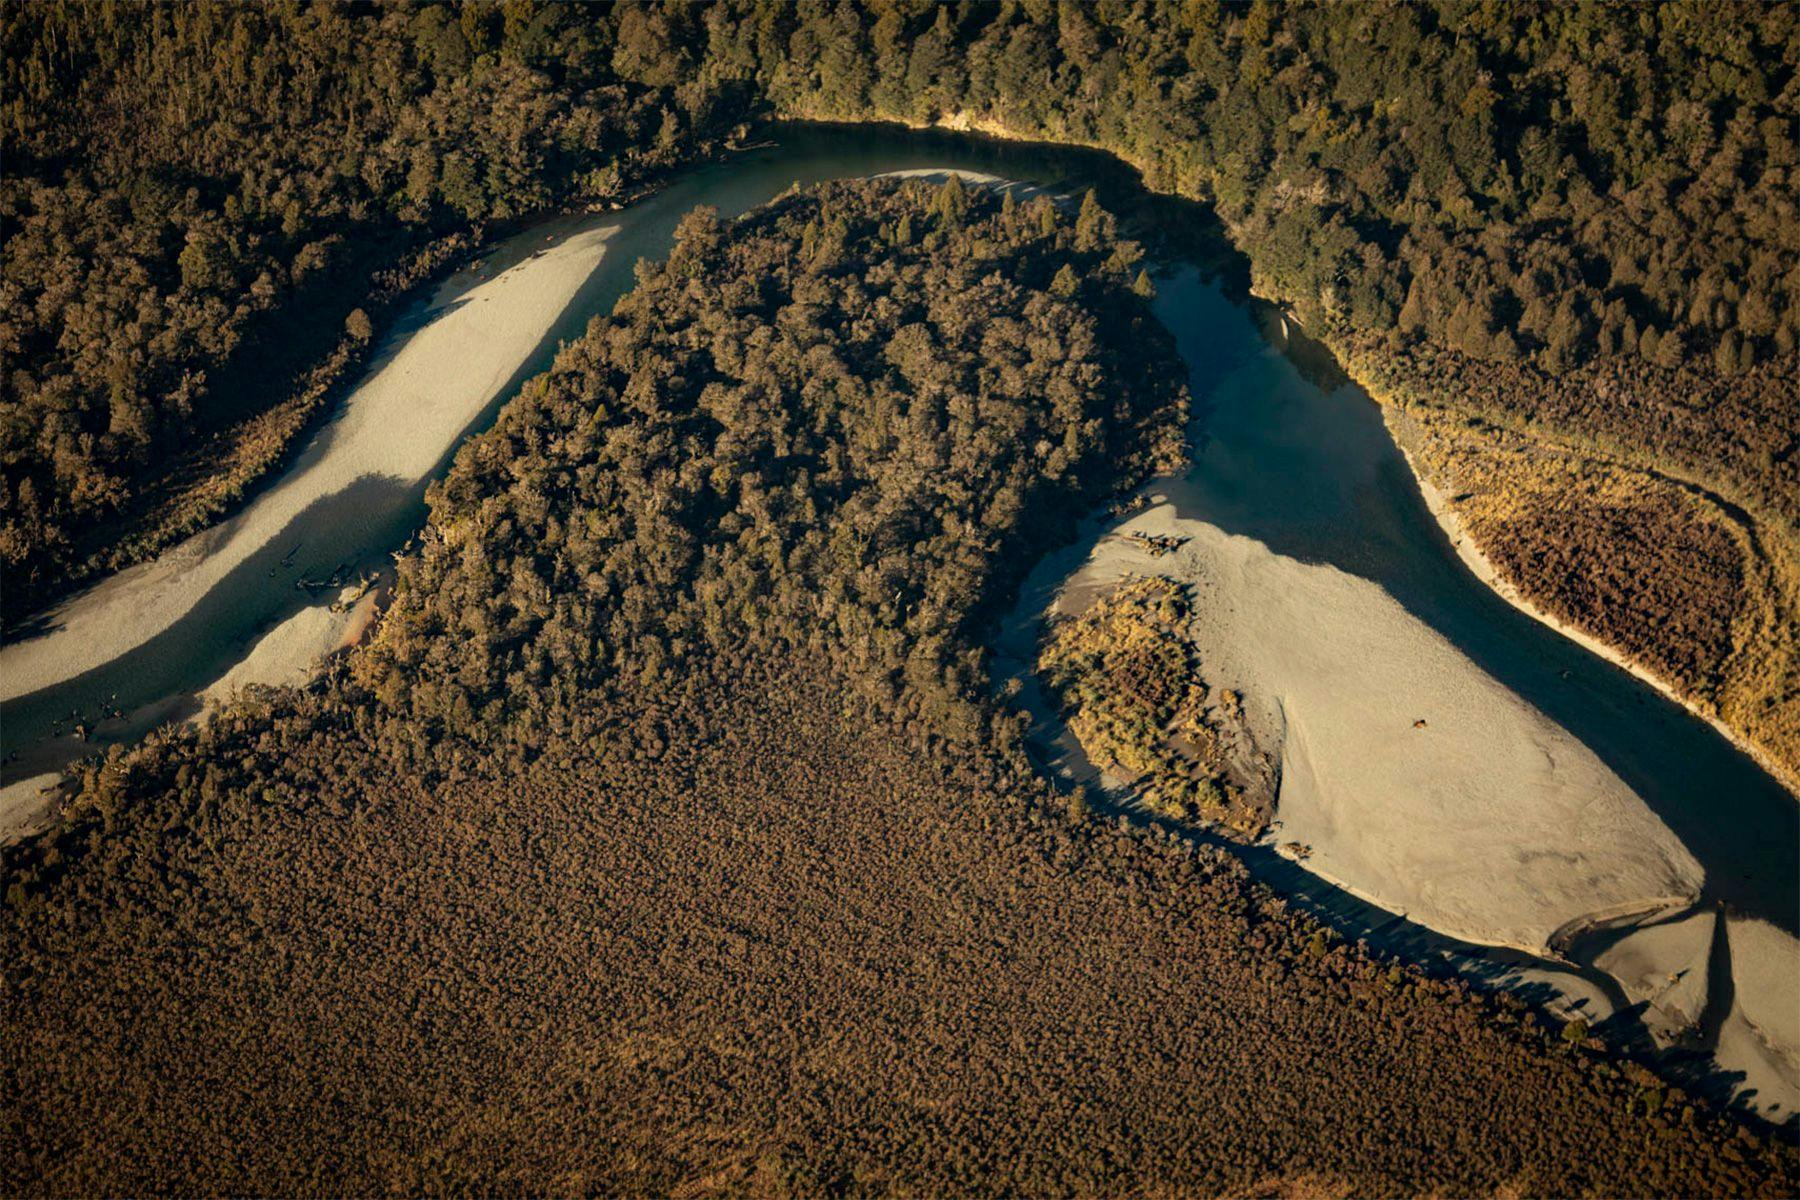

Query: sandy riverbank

[1037,501,1798,1119]
[0,567,397,844]
[1055,505,1705,956]
[0,217,619,710]
[1,214,621,839]
[1388,415,1800,801]
[1714,916,1800,1121]
[197,569,393,707]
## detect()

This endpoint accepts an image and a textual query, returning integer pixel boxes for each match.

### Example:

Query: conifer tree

[1074,189,1106,252]
[931,174,969,227]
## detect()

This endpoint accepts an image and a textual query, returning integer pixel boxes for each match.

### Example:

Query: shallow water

[1138,270,1798,936]
[994,261,1798,1119]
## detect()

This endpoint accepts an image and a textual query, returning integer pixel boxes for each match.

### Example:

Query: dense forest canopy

[748,0,1800,370]
[705,0,1800,572]
[0,0,751,607]
[357,175,1184,748]
[13,174,1189,895]
[5,179,1795,1195]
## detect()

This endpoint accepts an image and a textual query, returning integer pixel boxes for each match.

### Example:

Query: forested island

[3,2,1798,1193]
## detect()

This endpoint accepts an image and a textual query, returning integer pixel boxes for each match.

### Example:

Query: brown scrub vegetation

[1039,576,1271,836]
[1397,401,1799,781]
[8,655,1798,1196]
[4,180,1795,1195]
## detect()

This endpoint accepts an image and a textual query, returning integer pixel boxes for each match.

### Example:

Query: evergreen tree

[931,174,970,227]
[1074,189,1106,252]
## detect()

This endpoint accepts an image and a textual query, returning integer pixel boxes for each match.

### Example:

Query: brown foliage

[1399,399,1800,782]
[5,657,1799,1195]
[1039,576,1271,836]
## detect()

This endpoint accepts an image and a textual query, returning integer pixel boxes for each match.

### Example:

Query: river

[2,122,1794,1119]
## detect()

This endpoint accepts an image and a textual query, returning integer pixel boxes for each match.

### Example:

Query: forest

[325,174,1183,761]
[5,179,1796,1195]
[3,0,1798,1187]
[0,1,753,613]
[5,0,1795,775]
[695,0,1800,782]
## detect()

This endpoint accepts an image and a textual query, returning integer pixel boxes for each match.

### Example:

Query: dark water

[4,125,1794,948]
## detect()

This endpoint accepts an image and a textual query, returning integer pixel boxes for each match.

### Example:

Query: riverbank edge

[2,230,477,633]
[0,200,661,815]
[781,108,1798,803]
[1384,411,1800,802]
[23,105,1786,806]
[1027,505,1708,966]
[0,138,751,641]
[3,129,1785,1137]
[993,502,1800,1125]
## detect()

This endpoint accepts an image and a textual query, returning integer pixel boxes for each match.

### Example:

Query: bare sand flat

[197,572,388,708]
[1037,503,1800,1117]
[1592,908,1715,1036]
[0,771,61,842]
[1050,504,1704,957]
[1715,917,1800,1121]
[0,219,620,707]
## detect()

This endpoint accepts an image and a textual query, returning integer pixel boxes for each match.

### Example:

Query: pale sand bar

[1056,505,1704,955]
[1043,504,1800,1115]
[0,218,619,707]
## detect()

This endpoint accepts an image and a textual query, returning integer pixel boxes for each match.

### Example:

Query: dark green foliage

[8,0,1795,633]
[682,0,1800,562]
[715,0,1800,370]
